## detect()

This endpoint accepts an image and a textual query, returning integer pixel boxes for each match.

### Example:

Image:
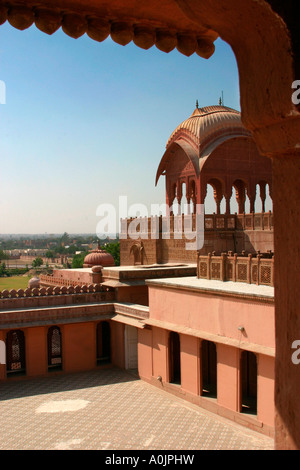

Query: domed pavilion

[156,102,272,215]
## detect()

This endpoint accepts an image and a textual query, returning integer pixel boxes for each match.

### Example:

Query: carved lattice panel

[211,262,221,280]
[199,261,208,278]
[6,330,25,372]
[245,217,252,228]
[216,218,225,229]
[252,264,258,283]
[205,218,213,229]
[254,216,262,228]
[237,263,247,281]
[48,327,62,367]
[260,265,272,285]
[227,217,235,229]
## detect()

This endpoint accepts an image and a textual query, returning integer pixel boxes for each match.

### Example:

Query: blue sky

[0,22,241,234]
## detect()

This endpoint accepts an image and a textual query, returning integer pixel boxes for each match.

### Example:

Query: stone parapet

[197,251,274,286]
[120,211,273,236]
[0,284,115,310]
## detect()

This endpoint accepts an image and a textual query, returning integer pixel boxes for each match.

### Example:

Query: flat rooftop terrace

[146,276,274,301]
[0,368,273,450]
[102,263,197,287]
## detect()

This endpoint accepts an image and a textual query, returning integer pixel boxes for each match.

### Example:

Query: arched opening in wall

[206,179,225,215]
[169,331,181,385]
[220,197,226,214]
[6,330,26,377]
[255,184,263,212]
[189,199,194,214]
[172,185,180,216]
[230,187,238,214]
[232,179,247,214]
[130,242,144,266]
[47,326,62,371]
[181,182,188,214]
[189,179,196,214]
[170,182,177,215]
[205,184,215,214]
[244,194,250,214]
[240,350,257,415]
[201,340,217,398]
[97,321,111,365]
[265,184,273,212]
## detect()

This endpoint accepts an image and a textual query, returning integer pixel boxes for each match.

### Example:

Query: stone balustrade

[197,251,274,286]
[205,211,273,231]
[39,274,89,288]
[120,211,273,236]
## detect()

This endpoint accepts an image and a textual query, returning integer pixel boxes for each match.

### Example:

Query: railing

[120,211,273,236]
[39,274,91,288]
[197,251,274,286]
[204,211,273,231]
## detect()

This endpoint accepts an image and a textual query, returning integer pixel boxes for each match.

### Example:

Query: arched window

[241,350,257,414]
[205,178,225,214]
[181,182,188,214]
[47,326,62,371]
[189,179,196,214]
[201,340,217,398]
[169,331,181,384]
[6,330,26,376]
[265,183,273,212]
[97,321,111,365]
[232,179,247,214]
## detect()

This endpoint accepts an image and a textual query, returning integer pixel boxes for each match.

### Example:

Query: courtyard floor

[0,368,274,451]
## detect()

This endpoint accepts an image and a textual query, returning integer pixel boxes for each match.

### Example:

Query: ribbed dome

[166,105,247,149]
[83,248,115,268]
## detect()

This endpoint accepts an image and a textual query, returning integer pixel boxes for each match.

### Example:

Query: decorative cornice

[0,1,217,57]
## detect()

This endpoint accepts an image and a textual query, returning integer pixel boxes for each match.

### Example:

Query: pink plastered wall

[148,286,275,349]
[137,285,275,434]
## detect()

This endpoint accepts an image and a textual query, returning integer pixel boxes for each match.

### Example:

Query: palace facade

[0,104,275,437]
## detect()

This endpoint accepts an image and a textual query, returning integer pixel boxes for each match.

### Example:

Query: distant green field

[0,276,31,291]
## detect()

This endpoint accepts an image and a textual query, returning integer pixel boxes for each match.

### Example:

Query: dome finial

[196,99,199,109]
[219,91,224,106]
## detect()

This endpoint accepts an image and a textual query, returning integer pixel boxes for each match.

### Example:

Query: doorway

[169,331,181,385]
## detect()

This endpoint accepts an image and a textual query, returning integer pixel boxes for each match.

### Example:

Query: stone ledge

[146,276,274,303]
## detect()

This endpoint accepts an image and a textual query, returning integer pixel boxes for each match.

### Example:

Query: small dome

[83,248,115,268]
[28,277,40,288]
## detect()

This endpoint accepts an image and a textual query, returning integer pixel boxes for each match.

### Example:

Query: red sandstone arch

[200,135,272,214]
[156,140,199,187]
[1,0,299,450]
[205,178,225,215]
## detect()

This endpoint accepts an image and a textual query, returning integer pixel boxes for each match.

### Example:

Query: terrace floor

[0,368,274,450]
